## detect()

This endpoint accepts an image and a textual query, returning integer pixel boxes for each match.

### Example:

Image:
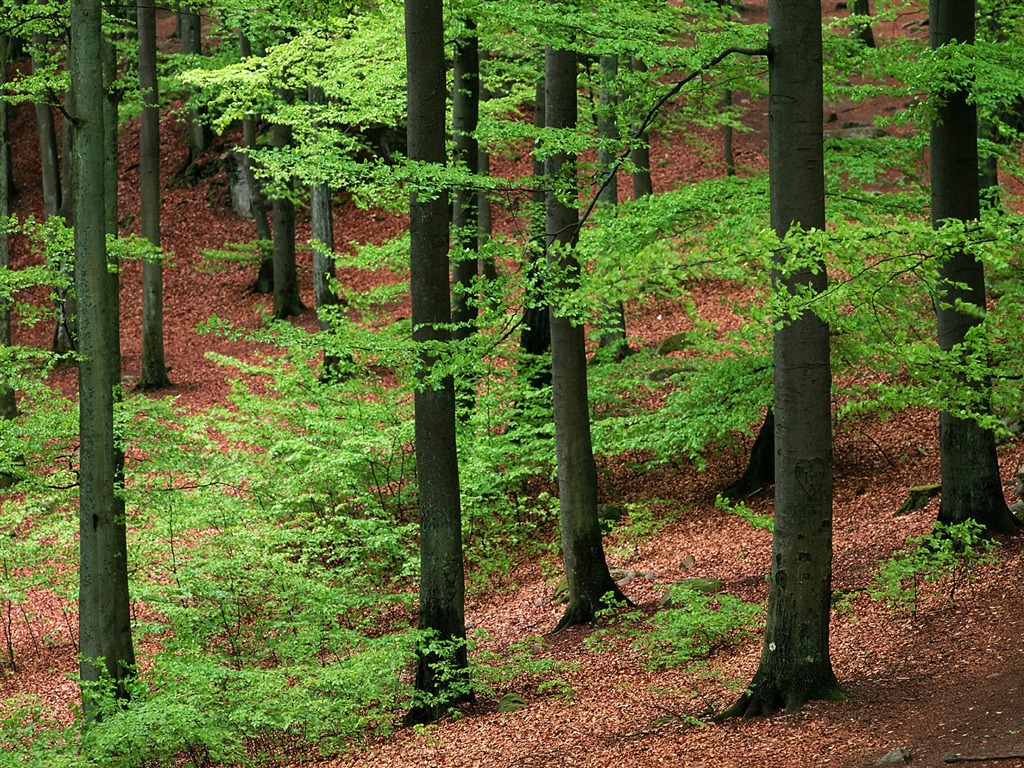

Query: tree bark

[179,5,211,164]
[724,407,775,498]
[239,34,274,294]
[546,44,627,632]
[850,0,876,47]
[595,53,630,362]
[1,32,16,429]
[404,0,470,724]
[630,56,654,199]
[70,0,136,714]
[722,0,841,717]
[929,0,1020,535]
[138,0,171,389]
[271,98,303,320]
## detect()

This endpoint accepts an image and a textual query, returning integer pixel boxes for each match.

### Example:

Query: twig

[942,752,1024,764]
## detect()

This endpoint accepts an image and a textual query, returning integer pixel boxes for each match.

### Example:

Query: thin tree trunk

[271,98,303,320]
[723,407,775,498]
[102,29,118,235]
[723,88,736,177]
[138,0,171,389]
[477,59,494,271]
[595,53,630,362]
[1,32,16,432]
[239,33,274,294]
[451,21,480,344]
[520,70,551,386]
[404,0,470,724]
[546,44,627,632]
[850,0,876,47]
[630,56,654,199]
[929,0,1019,535]
[70,0,136,715]
[179,5,211,164]
[722,0,841,718]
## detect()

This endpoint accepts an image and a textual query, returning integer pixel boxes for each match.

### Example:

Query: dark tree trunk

[477,61,494,271]
[723,407,775,498]
[239,34,274,294]
[70,0,136,715]
[595,53,630,362]
[271,101,304,320]
[179,5,212,164]
[630,57,654,199]
[929,0,1020,535]
[546,44,627,632]
[722,0,842,718]
[521,71,551,386]
[138,0,171,389]
[1,33,16,430]
[451,21,480,345]
[404,0,470,724]
[850,0,876,47]
[723,89,736,177]
[102,30,118,235]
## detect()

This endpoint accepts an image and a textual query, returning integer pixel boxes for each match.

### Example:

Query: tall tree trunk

[930,0,1019,535]
[451,21,480,344]
[723,407,775,498]
[102,26,118,236]
[722,0,841,718]
[1,32,17,433]
[630,56,654,199]
[138,0,171,389]
[595,53,630,362]
[404,0,470,724]
[70,0,136,715]
[271,99,303,320]
[239,34,274,294]
[850,0,876,47]
[723,88,736,177]
[179,5,211,164]
[520,71,551,386]
[477,59,494,271]
[546,44,627,632]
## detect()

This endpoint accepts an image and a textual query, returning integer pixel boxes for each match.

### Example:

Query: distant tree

[270,93,304,320]
[722,0,842,717]
[1,31,15,431]
[138,0,171,389]
[629,56,653,199]
[929,0,1020,534]
[179,4,212,166]
[238,33,274,294]
[451,17,480,346]
[404,0,471,723]
[546,43,628,631]
[70,0,136,714]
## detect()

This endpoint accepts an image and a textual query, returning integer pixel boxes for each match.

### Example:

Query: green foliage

[715,494,773,532]
[871,521,1000,613]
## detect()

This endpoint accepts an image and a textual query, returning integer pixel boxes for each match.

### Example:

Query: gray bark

[451,21,480,344]
[70,0,136,713]
[138,0,171,389]
[1,33,16,427]
[271,99,303,319]
[179,6,211,163]
[546,45,627,632]
[520,71,550,383]
[722,0,841,718]
[239,34,274,294]
[929,0,1019,534]
[595,54,629,362]
[404,0,470,724]
[102,31,118,235]
[850,0,876,47]
[629,57,653,199]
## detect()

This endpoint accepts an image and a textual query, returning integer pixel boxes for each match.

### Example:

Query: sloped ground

[4,8,1024,767]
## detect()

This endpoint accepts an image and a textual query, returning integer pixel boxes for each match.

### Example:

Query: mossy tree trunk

[404,0,471,724]
[138,0,171,389]
[70,0,136,715]
[930,0,1020,535]
[722,0,842,718]
[546,44,627,632]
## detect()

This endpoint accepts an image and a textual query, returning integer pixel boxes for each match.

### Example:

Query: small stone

[680,554,696,571]
[874,746,910,765]
[657,333,692,356]
[497,692,528,713]
[598,504,627,524]
[658,578,724,607]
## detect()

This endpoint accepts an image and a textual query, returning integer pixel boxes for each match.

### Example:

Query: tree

[270,94,303,320]
[722,0,842,717]
[138,0,171,389]
[546,43,627,631]
[451,17,480,345]
[929,0,1020,535]
[70,0,136,712]
[179,4,212,167]
[238,33,274,294]
[629,56,653,199]
[1,31,15,432]
[404,0,471,723]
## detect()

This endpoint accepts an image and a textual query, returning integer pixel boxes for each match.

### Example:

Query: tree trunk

[239,34,274,294]
[1,32,16,430]
[102,30,118,235]
[404,0,470,724]
[850,0,876,47]
[721,0,841,718]
[271,100,303,320]
[70,0,136,715]
[929,0,1020,535]
[723,88,736,177]
[546,44,627,632]
[451,21,480,344]
[723,407,775,498]
[630,57,654,199]
[477,60,494,271]
[138,0,171,389]
[179,5,211,164]
[595,53,630,362]
[520,70,551,387]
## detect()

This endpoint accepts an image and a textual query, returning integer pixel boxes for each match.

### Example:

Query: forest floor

[5,6,1024,768]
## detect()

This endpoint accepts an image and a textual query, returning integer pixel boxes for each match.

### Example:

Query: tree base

[718,673,845,720]
[722,408,775,499]
[552,581,632,634]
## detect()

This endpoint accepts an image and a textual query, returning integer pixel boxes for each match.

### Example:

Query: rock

[598,504,627,524]
[1015,463,1024,502]
[894,483,941,516]
[658,577,724,607]
[679,554,696,571]
[223,150,255,218]
[646,366,684,382]
[874,746,910,765]
[497,692,528,713]
[609,567,657,588]
[657,333,692,355]
[825,125,888,141]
